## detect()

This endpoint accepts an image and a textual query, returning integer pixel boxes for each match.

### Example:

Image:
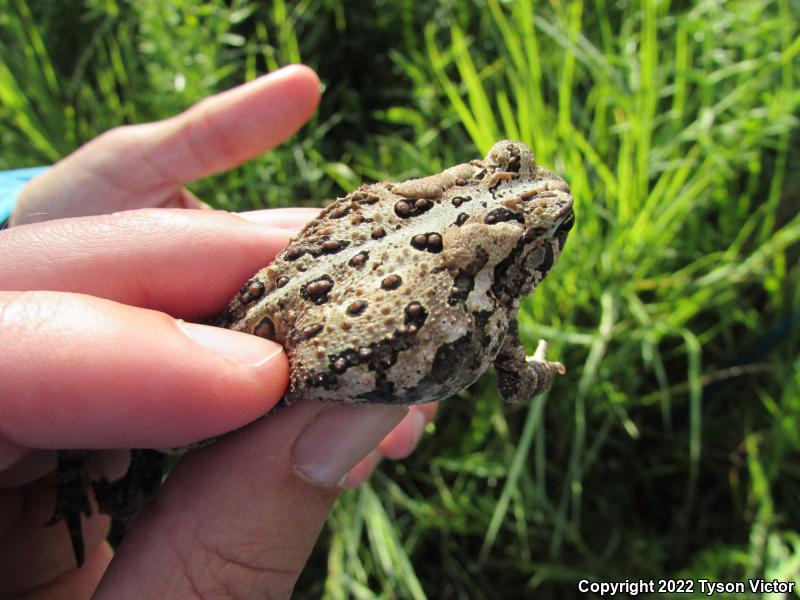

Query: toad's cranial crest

[49,140,575,566]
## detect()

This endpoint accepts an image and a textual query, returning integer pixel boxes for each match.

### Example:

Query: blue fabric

[0,166,51,224]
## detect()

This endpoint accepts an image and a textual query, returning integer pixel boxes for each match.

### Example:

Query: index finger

[113,64,322,187]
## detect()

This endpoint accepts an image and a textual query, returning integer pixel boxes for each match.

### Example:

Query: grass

[1,0,799,597]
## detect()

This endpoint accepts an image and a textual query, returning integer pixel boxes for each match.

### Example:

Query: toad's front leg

[493,318,565,403]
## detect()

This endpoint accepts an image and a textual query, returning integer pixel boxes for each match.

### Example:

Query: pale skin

[0,65,437,598]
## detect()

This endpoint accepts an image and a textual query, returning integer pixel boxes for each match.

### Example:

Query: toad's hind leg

[93,449,166,527]
[46,450,92,567]
[493,319,565,403]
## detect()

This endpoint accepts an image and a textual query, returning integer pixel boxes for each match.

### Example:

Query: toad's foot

[46,450,92,567]
[493,321,565,403]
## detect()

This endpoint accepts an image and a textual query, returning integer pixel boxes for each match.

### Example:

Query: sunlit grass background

[2,0,799,597]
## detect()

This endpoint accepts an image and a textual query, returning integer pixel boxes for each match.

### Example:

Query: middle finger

[0,209,290,319]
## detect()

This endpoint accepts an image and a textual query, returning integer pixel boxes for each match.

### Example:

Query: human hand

[1,65,435,597]
[11,64,437,486]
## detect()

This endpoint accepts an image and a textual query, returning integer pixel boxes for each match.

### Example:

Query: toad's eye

[555,213,575,235]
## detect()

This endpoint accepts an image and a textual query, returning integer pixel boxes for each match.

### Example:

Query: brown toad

[214,139,574,404]
[50,139,574,566]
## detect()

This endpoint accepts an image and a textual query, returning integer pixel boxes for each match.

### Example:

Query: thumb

[94,399,406,598]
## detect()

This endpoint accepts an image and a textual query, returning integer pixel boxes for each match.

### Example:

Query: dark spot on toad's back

[404,302,428,328]
[321,239,349,253]
[301,275,334,304]
[329,204,350,219]
[343,348,360,366]
[394,200,413,217]
[394,198,434,219]
[411,233,427,250]
[297,323,324,341]
[328,348,361,375]
[329,315,422,381]
[410,232,443,253]
[349,251,369,268]
[351,191,380,205]
[305,372,338,390]
[276,276,290,288]
[351,214,373,226]
[284,247,305,261]
[381,275,402,290]
[484,207,524,225]
[239,279,265,304]
[424,233,443,252]
[347,300,368,316]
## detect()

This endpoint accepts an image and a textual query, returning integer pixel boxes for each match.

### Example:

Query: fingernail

[177,321,283,367]
[293,404,407,487]
[237,207,320,230]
